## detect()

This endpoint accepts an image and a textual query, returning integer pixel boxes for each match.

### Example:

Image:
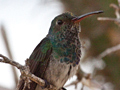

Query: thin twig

[0,54,57,90]
[98,0,120,26]
[1,25,18,86]
[110,3,120,18]
[97,17,119,22]
[98,17,120,26]
[97,1,120,58]
[97,44,120,59]
[110,3,119,10]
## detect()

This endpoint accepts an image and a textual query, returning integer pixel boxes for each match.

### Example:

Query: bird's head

[48,11,103,40]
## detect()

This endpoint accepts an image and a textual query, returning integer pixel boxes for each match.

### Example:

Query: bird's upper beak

[72,10,103,23]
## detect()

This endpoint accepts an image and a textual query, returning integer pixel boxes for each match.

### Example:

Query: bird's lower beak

[72,10,103,23]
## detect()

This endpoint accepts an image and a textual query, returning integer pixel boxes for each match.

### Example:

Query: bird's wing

[29,37,52,77]
[18,38,52,90]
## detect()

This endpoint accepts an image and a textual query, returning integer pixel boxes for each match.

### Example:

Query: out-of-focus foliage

[60,0,120,90]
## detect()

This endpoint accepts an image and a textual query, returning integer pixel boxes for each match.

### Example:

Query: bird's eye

[57,20,63,25]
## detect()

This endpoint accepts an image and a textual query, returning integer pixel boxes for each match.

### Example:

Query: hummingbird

[18,10,103,90]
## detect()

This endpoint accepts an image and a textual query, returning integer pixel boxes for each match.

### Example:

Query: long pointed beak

[72,10,103,22]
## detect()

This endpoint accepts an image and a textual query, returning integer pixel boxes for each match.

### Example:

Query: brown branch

[0,54,57,90]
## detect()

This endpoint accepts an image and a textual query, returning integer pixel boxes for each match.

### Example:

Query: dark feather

[18,38,52,90]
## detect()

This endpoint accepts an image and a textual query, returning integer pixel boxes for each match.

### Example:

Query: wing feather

[18,38,52,90]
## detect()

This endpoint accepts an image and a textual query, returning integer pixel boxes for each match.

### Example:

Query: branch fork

[98,0,120,26]
[0,54,57,90]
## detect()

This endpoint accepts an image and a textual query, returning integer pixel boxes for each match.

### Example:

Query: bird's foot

[41,79,50,89]
[59,87,67,90]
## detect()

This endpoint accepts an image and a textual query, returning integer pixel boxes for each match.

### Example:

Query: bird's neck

[48,32,81,66]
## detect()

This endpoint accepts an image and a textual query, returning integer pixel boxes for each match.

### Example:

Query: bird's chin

[71,23,81,33]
